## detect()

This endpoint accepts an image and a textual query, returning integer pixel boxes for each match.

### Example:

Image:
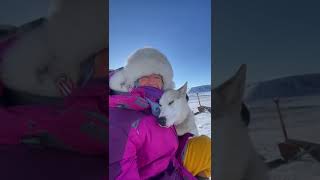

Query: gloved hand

[55,74,76,96]
[146,98,161,117]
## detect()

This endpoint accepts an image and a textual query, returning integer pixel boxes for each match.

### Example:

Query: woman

[109,47,211,179]
[0,48,108,179]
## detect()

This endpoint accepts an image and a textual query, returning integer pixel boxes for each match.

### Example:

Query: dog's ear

[178,82,188,97]
[213,64,247,115]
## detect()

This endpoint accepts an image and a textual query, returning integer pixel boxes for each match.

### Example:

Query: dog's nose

[158,116,167,127]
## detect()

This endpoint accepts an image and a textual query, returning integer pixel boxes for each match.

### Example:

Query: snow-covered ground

[247,95,320,179]
[188,92,211,179]
[188,92,211,138]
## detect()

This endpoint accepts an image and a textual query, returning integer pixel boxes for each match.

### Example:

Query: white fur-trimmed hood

[110,47,175,92]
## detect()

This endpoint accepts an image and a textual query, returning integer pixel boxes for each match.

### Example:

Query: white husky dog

[159,82,199,136]
[0,0,107,97]
[213,64,269,180]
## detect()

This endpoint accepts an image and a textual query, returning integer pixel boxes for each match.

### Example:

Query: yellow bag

[183,135,211,177]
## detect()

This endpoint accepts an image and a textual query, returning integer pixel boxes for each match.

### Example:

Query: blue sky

[2,0,320,87]
[214,0,320,85]
[109,0,211,88]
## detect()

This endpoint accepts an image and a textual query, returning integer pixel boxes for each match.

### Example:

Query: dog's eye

[168,100,174,105]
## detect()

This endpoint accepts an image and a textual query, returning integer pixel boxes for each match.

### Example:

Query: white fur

[159,82,199,136]
[109,48,175,92]
[0,0,107,97]
[109,69,129,92]
[213,64,269,180]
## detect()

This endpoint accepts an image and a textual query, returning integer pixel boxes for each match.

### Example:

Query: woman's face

[138,74,164,90]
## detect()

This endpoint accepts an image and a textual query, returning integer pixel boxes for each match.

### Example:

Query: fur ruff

[109,48,175,92]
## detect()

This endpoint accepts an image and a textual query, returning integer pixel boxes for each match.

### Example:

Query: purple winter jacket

[109,70,195,180]
[0,78,108,179]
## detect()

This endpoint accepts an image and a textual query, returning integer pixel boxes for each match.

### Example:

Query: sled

[267,139,320,169]
[198,106,211,113]
[266,98,320,170]
[192,93,211,115]
[283,139,320,162]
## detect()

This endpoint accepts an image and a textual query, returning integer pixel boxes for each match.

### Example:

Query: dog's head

[212,64,248,179]
[158,82,189,127]
[212,64,268,180]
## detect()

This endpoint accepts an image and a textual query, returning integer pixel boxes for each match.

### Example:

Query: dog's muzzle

[157,116,168,127]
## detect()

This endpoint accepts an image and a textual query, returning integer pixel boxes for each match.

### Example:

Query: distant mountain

[188,85,211,94]
[245,73,320,102]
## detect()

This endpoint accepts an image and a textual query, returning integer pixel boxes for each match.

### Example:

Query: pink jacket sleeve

[115,125,144,180]
[0,79,107,155]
